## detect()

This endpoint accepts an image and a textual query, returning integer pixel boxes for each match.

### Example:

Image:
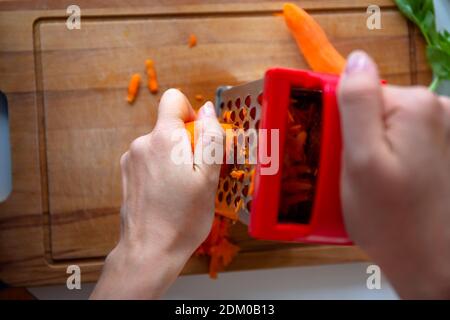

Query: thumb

[154,88,196,131]
[193,101,224,178]
[338,50,387,164]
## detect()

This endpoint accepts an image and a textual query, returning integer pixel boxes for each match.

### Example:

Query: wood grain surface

[0,0,431,286]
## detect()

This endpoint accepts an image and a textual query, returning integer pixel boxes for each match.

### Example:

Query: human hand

[91,89,224,299]
[338,50,450,299]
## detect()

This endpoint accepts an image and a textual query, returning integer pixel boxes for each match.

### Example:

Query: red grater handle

[249,68,351,244]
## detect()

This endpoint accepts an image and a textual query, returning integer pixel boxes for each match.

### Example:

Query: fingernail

[345,51,370,75]
[198,101,216,118]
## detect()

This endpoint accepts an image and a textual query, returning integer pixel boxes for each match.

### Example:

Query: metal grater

[213,68,351,245]
[214,79,263,225]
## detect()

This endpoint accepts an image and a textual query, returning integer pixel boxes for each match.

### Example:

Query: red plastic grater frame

[249,67,351,245]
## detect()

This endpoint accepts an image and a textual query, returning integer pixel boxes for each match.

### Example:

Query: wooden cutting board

[0,0,431,286]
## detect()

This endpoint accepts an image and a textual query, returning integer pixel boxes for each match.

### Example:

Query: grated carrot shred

[126,73,141,104]
[145,59,159,94]
[188,34,197,48]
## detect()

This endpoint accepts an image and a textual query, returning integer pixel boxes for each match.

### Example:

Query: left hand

[91,89,224,299]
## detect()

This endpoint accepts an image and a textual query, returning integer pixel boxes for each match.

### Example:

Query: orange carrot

[195,94,204,101]
[195,216,239,278]
[215,206,239,221]
[230,170,245,180]
[283,3,346,74]
[126,73,141,104]
[222,111,232,123]
[185,121,234,151]
[145,59,159,94]
[188,34,197,48]
[209,238,240,278]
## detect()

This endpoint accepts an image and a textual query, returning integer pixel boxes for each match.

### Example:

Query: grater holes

[230,110,236,122]
[245,95,251,107]
[232,181,238,193]
[242,185,249,197]
[218,191,223,202]
[223,180,229,192]
[250,107,257,120]
[246,200,252,211]
[226,193,232,206]
[217,89,261,220]
[239,108,246,121]
[235,97,241,108]
[257,93,263,106]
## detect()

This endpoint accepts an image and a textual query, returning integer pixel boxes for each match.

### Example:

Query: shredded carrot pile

[126,73,141,104]
[188,34,197,48]
[279,91,321,219]
[145,59,159,94]
[195,216,240,278]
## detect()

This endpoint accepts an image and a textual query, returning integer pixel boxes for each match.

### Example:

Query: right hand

[338,50,450,299]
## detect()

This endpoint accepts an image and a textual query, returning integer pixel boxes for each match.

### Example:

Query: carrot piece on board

[195,94,204,101]
[126,73,141,104]
[145,59,159,94]
[283,3,346,74]
[188,34,197,48]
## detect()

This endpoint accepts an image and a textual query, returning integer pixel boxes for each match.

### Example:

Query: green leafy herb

[395,0,450,91]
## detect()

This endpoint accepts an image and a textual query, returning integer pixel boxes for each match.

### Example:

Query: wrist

[91,237,191,299]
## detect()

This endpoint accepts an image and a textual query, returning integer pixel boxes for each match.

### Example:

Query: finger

[154,88,196,131]
[193,101,224,180]
[439,96,450,141]
[119,151,129,201]
[338,50,389,165]
[439,96,450,123]
[119,151,129,239]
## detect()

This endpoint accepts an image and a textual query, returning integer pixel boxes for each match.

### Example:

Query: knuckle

[150,129,171,149]
[160,88,184,103]
[340,78,379,105]
[129,136,148,158]
[407,87,441,120]
[344,149,380,176]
